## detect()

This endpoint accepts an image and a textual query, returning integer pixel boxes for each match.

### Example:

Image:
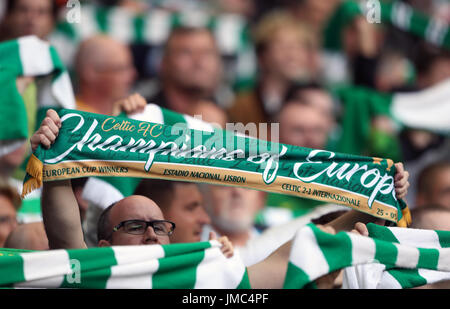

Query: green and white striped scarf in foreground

[2,223,449,289]
[0,241,250,289]
[284,223,450,289]
[0,35,76,156]
[22,109,410,226]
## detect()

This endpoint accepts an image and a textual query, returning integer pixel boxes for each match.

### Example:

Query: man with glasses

[32,109,409,288]
[133,179,212,244]
[32,110,233,258]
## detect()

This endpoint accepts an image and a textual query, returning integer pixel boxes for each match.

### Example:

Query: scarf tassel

[21,154,43,198]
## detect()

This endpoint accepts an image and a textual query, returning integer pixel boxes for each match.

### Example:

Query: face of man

[163,184,210,243]
[205,186,263,234]
[261,28,312,81]
[0,194,18,247]
[279,102,331,150]
[162,30,222,94]
[7,0,54,39]
[423,167,450,209]
[106,195,170,246]
[413,210,450,231]
[297,89,334,119]
[91,42,136,103]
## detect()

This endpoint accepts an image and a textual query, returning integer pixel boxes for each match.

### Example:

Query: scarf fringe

[21,154,43,198]
[397,206,412,227]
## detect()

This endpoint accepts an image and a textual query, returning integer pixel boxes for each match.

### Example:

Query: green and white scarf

[284,223,450,289]
[22,108,411,226]
[81,103,221,209]
[325,0,450,51]
[0,241,250,289]
[0,36,76,156]
[332,80,450,160]
[3,223,449,289]
[381,1,450,49]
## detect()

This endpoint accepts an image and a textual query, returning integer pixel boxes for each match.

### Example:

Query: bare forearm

[41,179,86,249]
[247,240,292,289]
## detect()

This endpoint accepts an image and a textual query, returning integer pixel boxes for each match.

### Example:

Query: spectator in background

[287,0,340,35]
[278,82,336,149]
[149,27,224,117]
[74,35,137,115]
[411,44,450,91]
[133,179,211,244]
[410,205,450,231]
[0,0,57,41]
[0,177,20,247]
[4,222,49,250]
[0,0,60,180]
[227,11,319,134]
[190,99,228,129]
[201,185,266,250]
[262,84,336,222]
[398,45,450,203]
[415,161,450,209]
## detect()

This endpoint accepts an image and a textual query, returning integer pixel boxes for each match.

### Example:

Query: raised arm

[247,163,411,288]
[31,109,87,249]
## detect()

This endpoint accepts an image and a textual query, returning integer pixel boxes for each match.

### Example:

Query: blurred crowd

[0,0,449,288]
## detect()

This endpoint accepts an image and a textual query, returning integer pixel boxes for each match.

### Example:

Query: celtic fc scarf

[22,109,411,226]
[0,36,76,156]
[0,241,250,289]
[284,223,450,289]
[81,103,223,209]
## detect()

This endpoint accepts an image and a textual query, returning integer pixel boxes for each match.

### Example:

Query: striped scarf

[332,81,450,160]
[284,223,450,289]
[0,241,249,289]
[22,108,410,226]
[325,0,450,51]
[381,1,450,49]
[0,36,76,156]
[2,223,449,289]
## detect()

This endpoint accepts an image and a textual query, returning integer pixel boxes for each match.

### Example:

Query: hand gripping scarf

[21,109,411,227]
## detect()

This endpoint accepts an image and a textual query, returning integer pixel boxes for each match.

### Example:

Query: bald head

[5,222,49,250]
[97,195,169,246]
[75,35,136,104]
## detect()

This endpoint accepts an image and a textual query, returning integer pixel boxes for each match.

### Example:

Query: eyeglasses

[112,219,176,237]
